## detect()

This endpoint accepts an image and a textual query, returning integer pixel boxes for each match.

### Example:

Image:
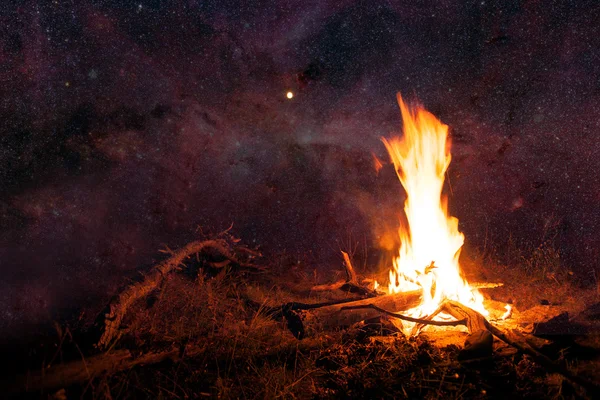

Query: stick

[340,304,467,327]
[341,251,357,283]
[312,251,379,297]
[290,291,422,338]
[12,348,187,394]
[470,282,504,289]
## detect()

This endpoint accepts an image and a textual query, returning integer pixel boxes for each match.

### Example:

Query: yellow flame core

[384,94,487,326]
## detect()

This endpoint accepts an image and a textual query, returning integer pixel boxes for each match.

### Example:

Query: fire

[382,94,487,332]
[372,153,384,175]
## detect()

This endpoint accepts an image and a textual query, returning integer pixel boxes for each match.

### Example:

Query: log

[293,291,422,338]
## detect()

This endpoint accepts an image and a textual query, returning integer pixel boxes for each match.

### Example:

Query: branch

[340,304,467,327]
[341,251,358,283]
[96,239,263,349]
[312,251,378,297]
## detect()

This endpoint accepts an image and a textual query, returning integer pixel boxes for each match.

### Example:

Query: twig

[341,251,357,284]
[340,304,467,327]
[312,281,345,291]
[435,301,599,397]
[312,251,378,297]
[254,297,371,320]
[484,320,600,397]
[470,282,504,289]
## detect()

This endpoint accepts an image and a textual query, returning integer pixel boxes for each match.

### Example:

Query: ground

[6,242,600,399]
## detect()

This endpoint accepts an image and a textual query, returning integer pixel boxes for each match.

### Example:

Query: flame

[372,153,384,175]
[501,304,512,320]
[382,94,487,331]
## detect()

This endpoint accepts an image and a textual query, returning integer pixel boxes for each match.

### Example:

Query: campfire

[378,94,488,335]
[10,95,598,398]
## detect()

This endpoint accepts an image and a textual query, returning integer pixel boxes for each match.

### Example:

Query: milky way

[0,0,599,340]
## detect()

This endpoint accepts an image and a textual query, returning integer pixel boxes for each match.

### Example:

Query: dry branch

[292,291,422,338]
[97,239,262,349]
[341,304,467,327]
[11,339,318,395]
[341,251,357,283]
[312,251,378,297]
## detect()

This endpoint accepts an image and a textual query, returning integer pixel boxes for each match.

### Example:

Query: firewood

[340,303,467,327]
[290,291,422,338]
[341,251,357,283]
[96,239,263,349]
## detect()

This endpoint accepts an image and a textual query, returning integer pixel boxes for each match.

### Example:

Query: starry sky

[0,0,599,338]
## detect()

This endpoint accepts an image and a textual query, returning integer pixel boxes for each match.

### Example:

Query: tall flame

[383,94,486,329]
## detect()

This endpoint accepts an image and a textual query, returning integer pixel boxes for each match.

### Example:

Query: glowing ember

[381,94,487,333]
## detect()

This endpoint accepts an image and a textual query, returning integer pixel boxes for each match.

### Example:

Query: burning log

[96,239,263,349]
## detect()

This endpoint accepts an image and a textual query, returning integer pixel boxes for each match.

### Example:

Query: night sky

[1,0,599,339]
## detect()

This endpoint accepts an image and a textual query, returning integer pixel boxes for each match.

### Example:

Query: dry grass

[13,244,600,399]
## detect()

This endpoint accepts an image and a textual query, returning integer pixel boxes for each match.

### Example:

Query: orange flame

[383,94,487,332]
[372,153,384,175]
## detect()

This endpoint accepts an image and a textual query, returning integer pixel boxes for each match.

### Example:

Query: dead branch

[311,281,346,291]
[341,251,357,283]
[284,291,422,339]
[470,282,504,289]
[340,304,467,327]
[410,300,489,335]
[97,239,263,349]
[484,319,600,397]
[312,251,378,297]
